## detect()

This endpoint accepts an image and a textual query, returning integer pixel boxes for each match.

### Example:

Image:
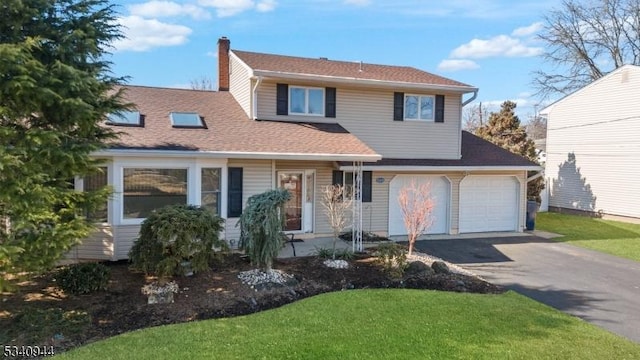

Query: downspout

[251,76,262,120]
[458,89,479,159]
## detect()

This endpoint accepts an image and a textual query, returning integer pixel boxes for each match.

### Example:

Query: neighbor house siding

[229,52,252,118]
[65,225,114,261]
[256,80,462,159]
[545,66,640,218]
[225,159,273,243]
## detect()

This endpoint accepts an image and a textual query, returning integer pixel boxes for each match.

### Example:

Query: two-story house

[72,37,540,261]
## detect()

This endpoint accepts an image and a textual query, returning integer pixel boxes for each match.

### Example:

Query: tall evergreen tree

[0,0,127,289]
[475,101,544,202]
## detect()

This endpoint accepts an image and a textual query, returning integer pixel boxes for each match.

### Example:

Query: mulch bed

[0,252,503,356]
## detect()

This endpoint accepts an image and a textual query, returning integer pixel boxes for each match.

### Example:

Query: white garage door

[389,175,449,236]
[459,176,519,233]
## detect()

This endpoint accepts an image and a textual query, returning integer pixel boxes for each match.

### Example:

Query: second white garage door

[389,175,450,236]
[459,176,519,233]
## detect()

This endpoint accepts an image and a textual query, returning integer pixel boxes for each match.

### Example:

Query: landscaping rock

[431,261,451,275]
[405,261,435,276]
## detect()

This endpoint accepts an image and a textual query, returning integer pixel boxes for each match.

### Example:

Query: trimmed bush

[55,263,111,295]
[128,204,226,278]
[374,243,407,278]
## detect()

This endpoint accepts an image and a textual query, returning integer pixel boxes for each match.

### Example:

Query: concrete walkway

[413,235,640,343]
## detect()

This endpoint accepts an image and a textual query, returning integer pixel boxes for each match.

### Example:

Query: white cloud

[206,50,218,57]
[511,22,543,37]
[437,59,480,72]
[112,16,192,52]
[344,0,371,6]
[128,1,211,20]
[198,0,275,17]
[450,35,543,59]
[256,0,277,12]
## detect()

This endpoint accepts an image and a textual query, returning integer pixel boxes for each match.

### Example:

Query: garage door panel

[389,175,449,236]
[460,176,518,233]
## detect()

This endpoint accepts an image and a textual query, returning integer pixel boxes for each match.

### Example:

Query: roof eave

[93,149,382,162]
[339,165,543,171]
[252,70,478,93]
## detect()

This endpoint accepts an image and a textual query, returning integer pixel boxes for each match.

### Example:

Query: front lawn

[58,289,640,360]
[536,212,640,262]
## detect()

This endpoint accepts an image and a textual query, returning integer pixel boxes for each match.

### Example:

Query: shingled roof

[105,86,380,160]
[232,50,475,90]
[339,132,539,168]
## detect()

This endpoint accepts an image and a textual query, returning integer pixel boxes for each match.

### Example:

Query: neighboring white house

[540,65,640,220]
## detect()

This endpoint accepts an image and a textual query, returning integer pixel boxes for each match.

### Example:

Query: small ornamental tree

[128,204,226,280]
[320,185,353,260]
[238,189,291,271]
[397,180,434,255]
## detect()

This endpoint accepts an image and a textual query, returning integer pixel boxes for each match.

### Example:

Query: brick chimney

[217,36,230,91]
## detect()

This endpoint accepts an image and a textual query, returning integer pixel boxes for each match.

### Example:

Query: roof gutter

[252,71,478,93]
[339,165,543,172]
[93,149,382,162]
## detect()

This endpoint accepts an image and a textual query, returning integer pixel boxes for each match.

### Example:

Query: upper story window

[170,112,205,128]
[404,95,434,121]
[107,111,142,126]
[289,87,324,116]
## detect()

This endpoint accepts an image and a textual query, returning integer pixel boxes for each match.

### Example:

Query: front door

[278,171,314,232]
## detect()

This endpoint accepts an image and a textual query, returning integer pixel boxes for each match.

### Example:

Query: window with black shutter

[276,84,288,115]
[325,87,336,118]
[435,94,445,123]
[393,92,404,121]
[227,167,243,217]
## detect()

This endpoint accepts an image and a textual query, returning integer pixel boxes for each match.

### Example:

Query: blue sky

[108,0,563,121]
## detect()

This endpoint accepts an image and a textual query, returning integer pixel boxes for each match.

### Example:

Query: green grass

[536,212,640,262]
[58,289,640,360]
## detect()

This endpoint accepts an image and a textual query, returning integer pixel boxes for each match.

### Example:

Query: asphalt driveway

[413,235,640,343]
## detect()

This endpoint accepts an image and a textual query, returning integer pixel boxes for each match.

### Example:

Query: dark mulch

[0,252,503,356]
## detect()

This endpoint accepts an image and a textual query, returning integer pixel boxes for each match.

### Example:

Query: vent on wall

[621,69,629,83]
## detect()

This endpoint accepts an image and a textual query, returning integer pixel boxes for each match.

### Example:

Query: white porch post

[351,161,363,252]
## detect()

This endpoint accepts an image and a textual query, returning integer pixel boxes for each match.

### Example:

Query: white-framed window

[290,86,324,116]
[404,95,435,121]
[122,168,188,220]
[170,112,204,127]
[201,168,221,215]
[107,111,142,126]
[83,167,109,223]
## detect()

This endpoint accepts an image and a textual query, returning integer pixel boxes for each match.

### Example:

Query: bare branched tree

[534,0,640,99]
[526,114,547,140]
[321,185,353,259]
[397,180,434,256]
[190,76,215,91]
[462,102,490,132]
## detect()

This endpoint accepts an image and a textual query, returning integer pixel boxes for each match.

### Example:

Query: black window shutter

[276,83,288,115]
[332,170,344,186]
[435,94,445,123]
[393,92,404,121]
[362,171,372,203]
[325,87,336,118]
[227,167,243,217]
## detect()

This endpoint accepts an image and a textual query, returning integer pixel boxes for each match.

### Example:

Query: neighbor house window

[123,168,187,219]
[107,111,142,126]
[404,95,434,121]
[84,167,108,222]
[290,87,324,115]
[170,112,205,128]
[201,168,221,215]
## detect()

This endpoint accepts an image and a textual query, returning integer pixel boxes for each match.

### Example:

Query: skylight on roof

[108,111,141,125]
[170,112,204,128]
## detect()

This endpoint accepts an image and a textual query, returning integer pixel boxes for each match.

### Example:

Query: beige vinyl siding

[114,224,141,260]
[256,81,462,159]
[65,225,114,261]
[225,159,273,243]
[229,52,252,118]
[545,66,640,218]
